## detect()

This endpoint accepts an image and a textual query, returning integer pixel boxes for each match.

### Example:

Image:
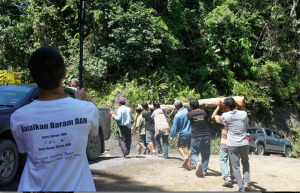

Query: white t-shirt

[222,110,248,147]
[10,97,99,191]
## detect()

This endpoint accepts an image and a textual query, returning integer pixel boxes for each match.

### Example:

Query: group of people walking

[111,97,252,192]
[9,46,251,192]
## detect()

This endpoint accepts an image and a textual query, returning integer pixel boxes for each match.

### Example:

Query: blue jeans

[155,134,168,156]
[191,135,210,173]
[146,130,155,143]
[219,148,234,181]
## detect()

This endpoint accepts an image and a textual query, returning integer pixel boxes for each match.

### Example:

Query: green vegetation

[2,0,300,113]
[290,127,300,158]
[1,0,300,156]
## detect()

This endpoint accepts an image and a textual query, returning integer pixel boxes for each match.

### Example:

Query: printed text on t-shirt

[193,115,204,122]
[21,118,88,132]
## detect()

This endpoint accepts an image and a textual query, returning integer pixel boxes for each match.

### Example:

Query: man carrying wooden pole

[141,102,157,155]
[170,100,192,169]
[222,97,252,192]
[187,99,211,177]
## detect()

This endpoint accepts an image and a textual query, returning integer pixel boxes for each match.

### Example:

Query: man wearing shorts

[141,102,156,155]
[170,100,192,169]
[134,107,148,154]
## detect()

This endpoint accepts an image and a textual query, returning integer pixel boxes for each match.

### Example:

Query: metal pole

[79,0,85,89]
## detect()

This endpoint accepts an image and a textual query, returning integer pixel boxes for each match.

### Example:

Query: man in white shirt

[110,97,132,158]
[10,46,99,192]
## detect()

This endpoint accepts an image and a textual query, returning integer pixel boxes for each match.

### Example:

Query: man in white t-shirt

[10,46,99,191]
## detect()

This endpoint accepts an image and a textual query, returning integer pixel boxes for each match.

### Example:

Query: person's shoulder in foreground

[10,46,98,192]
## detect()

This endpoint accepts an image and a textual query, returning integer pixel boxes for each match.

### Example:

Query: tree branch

[289,0,297,19]
[253,23,267,57]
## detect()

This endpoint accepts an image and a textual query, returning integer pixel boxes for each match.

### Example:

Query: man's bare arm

[211,100,222,120]
[241,100,246,111]
[134,127,139,133]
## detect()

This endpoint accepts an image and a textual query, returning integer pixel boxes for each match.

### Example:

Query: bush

[289,127,300,158]
[210,134,221,155]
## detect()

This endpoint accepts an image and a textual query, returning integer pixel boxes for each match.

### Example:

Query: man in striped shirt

[211,100,234,187]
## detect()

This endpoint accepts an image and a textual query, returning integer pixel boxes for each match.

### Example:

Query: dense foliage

[1,0,300,156]
[1,0,300,112]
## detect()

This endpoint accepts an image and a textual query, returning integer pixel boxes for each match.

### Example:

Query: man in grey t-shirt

[222,97,252,192]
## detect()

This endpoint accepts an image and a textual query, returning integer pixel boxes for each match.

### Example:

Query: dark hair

[27,46,65,90]
[136,109,142,113]
[120,101,126,105]
[189,99,199,109]
[224,97,236,110]
[153,102,160,108]
[141,102,148,108]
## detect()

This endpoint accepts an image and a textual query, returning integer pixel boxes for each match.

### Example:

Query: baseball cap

[118,97,126,102]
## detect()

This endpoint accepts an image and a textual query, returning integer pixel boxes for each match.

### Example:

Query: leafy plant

[289,127,300,158]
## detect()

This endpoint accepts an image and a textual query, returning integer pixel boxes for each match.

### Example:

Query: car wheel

[284,146,292,158]
[86,134,101,161]
[0,139,19,186]
[256,144,265,156]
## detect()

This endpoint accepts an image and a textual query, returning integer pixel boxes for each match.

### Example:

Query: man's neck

[38,85,67,101]
[229,108,238,112]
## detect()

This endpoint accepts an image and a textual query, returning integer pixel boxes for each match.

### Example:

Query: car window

[63,90,95,104]
[64,91,75,98]
[248,129,257,134]
[273,132,281,138]
[257,128,264,135]
[265,130,273,137]
[0,86,32,106]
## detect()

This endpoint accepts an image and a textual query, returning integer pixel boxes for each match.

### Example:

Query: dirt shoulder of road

[1,133,299,192]
[90,153,300,192]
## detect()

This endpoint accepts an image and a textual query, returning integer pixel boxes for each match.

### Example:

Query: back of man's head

[174,100,183,108]
[189,99,199,109]
[224,97,236,111]
[27,46,65,90]
[135,106,142,113]
[153,102,160,109]
[141,102,148,109]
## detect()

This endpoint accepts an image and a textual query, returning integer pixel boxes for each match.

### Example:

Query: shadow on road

[89,156,120,164]
[160,156,183,161]
[251,181,267,192]
[91,169,165,192]
[207,168,222,177]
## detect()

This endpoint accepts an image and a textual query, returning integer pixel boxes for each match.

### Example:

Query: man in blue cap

[110,97,132,158]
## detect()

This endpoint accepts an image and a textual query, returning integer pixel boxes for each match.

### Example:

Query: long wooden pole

[138,96,245,111]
